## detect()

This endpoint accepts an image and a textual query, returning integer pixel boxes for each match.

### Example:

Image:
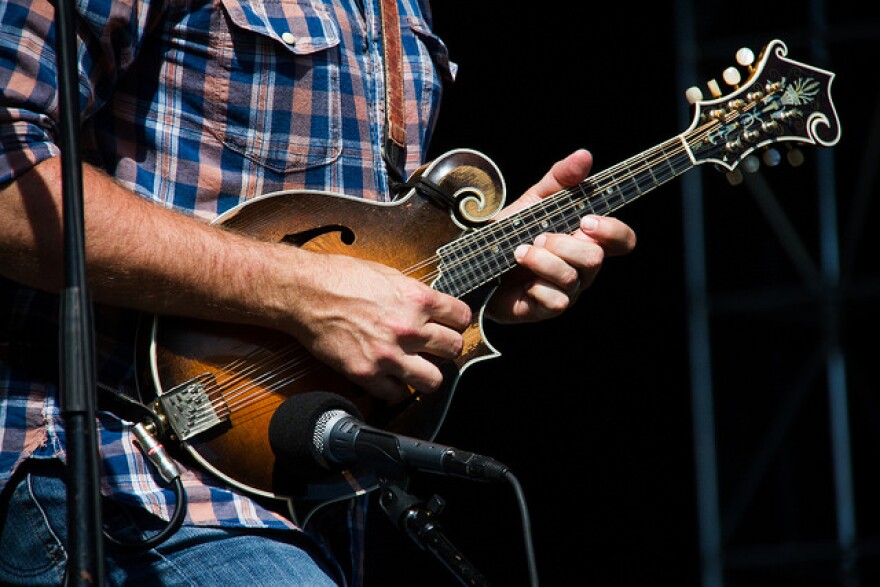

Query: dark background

[363,3,880,586]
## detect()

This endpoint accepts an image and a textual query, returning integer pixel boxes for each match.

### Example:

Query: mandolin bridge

[158,373,229,441]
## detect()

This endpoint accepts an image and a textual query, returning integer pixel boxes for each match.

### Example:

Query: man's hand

[285,251,472,403]
[0,158,472,404]
[487,149,637,323]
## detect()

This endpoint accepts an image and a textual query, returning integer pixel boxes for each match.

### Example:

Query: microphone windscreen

[268,391,361,471]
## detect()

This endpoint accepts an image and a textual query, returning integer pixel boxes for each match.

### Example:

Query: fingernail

[514,244,529,261]
[534,234,547,247]
[581,216,599,231]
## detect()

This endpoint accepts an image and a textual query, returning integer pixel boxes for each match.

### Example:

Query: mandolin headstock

[682,39,841,173]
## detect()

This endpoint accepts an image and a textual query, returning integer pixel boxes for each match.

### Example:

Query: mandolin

[142,39,841,523]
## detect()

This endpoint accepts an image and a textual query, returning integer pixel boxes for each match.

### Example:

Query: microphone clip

[379,481,490,587]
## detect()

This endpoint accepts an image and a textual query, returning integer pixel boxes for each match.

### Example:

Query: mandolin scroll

[414,149,506,227]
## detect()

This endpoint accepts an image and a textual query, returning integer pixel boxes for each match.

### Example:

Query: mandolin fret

[434,190,593,297]
[433,140,694,299]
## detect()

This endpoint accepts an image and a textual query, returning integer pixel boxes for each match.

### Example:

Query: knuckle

[455,301,472,326]
[452,333,465,356]
[404,281,434,308]
[421,369,444,392]
[390,318,419,339]
[561,267,580,290]
[546,294,570,314]
[584,246,605,268]
[372,343,400,365]
[348,360,380,382]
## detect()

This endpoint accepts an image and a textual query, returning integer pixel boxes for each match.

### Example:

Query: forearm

[0,157,473,399]
[0,157,303,330]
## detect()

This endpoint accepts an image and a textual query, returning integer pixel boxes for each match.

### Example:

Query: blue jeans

[0,460,344,586]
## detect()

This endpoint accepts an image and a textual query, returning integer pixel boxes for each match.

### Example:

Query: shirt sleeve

[0,0,160,185]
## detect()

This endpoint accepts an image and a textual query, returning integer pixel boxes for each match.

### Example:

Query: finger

[497,278,571,322]
[402,322,465,360]
[514,236,602,292]
[361,374,412,403]
[524,279,574,315]
[390,353,445,394]
[359,349,446,400]
[522,149,593,202]
[492,282,546,323]
[424,289,472,331]
[578,215,637,257]
[499,150,594,218]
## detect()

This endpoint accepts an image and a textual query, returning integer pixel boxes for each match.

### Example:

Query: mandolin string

[431,139,694,266]
[214,344,308,410]
[180,337,307,426]
[224,364,316,422]
[213,360,323,422]
[213,335,296,387]
[194,131,710,423]
[414,132,707,289]
[189,125,717,424]
[182,330,331,427]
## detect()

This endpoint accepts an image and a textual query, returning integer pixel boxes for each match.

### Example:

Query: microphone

[268,392,509,482]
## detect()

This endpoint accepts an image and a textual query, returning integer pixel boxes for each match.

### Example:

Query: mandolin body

[145,150,506,520]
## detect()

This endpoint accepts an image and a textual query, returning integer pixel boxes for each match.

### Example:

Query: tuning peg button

[726,169,744,186]
[741,155,760,173]
[762,148,781,167]
[685,86,704,104]
[707,79,722,98]
[722,66,742,87]
[736,48,755,67]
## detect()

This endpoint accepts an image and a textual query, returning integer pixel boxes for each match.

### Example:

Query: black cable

[102,420,188,552]
[504,470,539,587]
[103,476,188,552]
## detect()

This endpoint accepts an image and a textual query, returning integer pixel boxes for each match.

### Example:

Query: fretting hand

[487,149,637,323]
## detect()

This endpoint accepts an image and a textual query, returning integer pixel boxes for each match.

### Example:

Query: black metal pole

[54,0,104,584]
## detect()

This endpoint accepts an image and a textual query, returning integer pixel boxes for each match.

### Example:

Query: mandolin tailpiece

[158,373,229,441]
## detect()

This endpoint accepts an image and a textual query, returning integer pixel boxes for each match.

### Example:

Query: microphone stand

[379,481,489,587]
[55,0,104,584]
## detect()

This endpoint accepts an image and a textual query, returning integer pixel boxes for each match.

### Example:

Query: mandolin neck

[432,135,695,298]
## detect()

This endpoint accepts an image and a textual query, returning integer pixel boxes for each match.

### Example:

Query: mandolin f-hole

[281,225,356,247]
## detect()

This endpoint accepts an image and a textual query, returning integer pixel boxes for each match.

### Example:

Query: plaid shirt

[0,0,454,563]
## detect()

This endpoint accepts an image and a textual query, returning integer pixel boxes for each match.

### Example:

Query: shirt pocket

[208,0,342,174]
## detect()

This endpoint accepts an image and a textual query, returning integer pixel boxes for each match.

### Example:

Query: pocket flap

[219,0,340,55]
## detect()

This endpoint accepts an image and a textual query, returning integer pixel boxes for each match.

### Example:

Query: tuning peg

[707,79,722,98]
[685,86,704,104]
[726,169,744,186]
[741,154,760,173]
[786,146,805,167]
[722,66,742,88]
[736,47,755,68]
[762,148,781,167]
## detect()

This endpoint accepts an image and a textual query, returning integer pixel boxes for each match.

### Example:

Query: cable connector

[106,420,188,552]
[132,421,181,483]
